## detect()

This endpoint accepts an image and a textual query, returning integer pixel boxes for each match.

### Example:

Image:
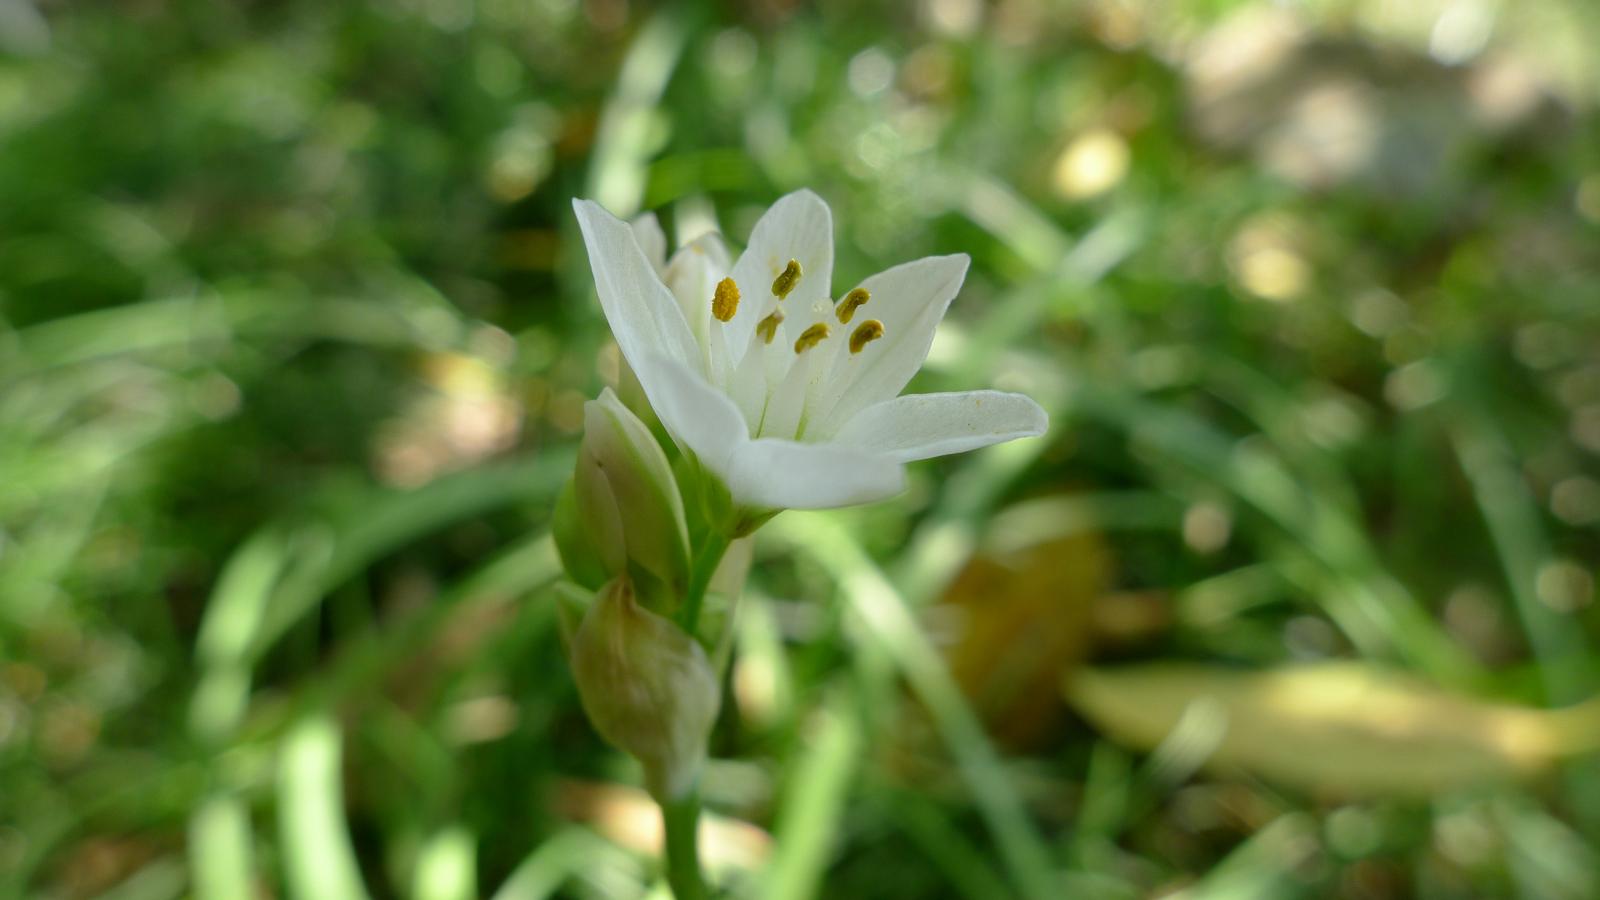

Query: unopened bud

[553,581,596,650]
[614,356,661,435]
[574,388,691,588]
[570,576,720,800]
[554,482,612,590]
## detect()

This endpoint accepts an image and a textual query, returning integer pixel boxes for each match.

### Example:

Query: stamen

[849,319,885,354]
[771,259,802,299]
[836,288,870,324]
[756,309,785,344]
[793,322,830,354]
[712,277,740,322]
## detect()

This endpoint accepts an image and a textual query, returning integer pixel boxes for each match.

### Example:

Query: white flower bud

[570,576,720,800]
[553,482,612,590]
[574,388,691,588]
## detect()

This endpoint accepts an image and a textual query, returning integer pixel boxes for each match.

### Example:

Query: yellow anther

[756,308,785,344]
[849,319,885,354]
[793,322,830,354]
[836,288,870,324]
[771,259,802,299]
[712,277,740,322]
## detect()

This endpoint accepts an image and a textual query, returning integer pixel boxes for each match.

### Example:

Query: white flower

[573,189,1047,513]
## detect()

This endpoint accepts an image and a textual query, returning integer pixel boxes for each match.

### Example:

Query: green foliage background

[3,0,1600,897]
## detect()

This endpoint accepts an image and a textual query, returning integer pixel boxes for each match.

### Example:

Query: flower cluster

[556,190,1046,801]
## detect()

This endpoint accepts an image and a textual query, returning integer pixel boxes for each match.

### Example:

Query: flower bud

[552,580,595,651]
[553,482,612,590]
[614,356,661,437]
[570,576,720,800]
[574,388,691,589]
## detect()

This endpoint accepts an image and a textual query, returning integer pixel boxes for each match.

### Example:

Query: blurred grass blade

[189,795,255,900]
[491,829,637,900]
[952,208,1143,376]
[92,858,187,900]
[1500,798,1599,899]
[8,293,465,376]
[1453,419,1593,704]
[880,787,1014,900]
[1070,381,1479,685]
[190,529,288,742]
[251,453,571,660]
[958,174,1072,273]
[889,439,1048,605]
[6,296,230,375]
[895,192,1143,607]
[285,532,560,719]
[770,514,1059,900]
[731,595,795,731]
[586,10,690,217]
[190,457,566,746]
[196,529,286,670]
[1169,814,1319,900]
[412,826,476,900]
[1067,741,1133,867]
[278,716,370,900]
[1068,663,1600,797]
[760,692,863,900]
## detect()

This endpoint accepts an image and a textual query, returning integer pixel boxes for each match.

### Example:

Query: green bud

[570,576,720,800]
[574,388,690,588]
[553,481,611,591]
[615,355,662,436]
[552,580,595,651]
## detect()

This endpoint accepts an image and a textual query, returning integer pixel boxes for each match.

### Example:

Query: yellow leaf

[1066,662,1600,797]
[939,531,1107,748]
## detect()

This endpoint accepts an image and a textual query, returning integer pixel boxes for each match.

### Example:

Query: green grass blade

[189,795,255,900]
[760,691,863,900]
[770,514,1059,900]
[278,716,370,900]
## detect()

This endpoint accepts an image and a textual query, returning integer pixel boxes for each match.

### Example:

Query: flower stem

[679,531,730,637]
[661,532,731,898]
[661,789,706,900]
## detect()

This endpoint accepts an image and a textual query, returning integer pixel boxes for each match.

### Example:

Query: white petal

[630,355,749,476]
[672,228,731,269]
[728,330,769,430]
[830,390,1048,462]
[630,212,668,274]
[663,231,732,377]
[756,343,818,440]
[723,190,834,363]
[725,438,905,510]
[810,254,970,437]
[574,199,702,375]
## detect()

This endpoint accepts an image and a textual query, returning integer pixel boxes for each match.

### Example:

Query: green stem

[662,790,706,900]
[679,532,730,637]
